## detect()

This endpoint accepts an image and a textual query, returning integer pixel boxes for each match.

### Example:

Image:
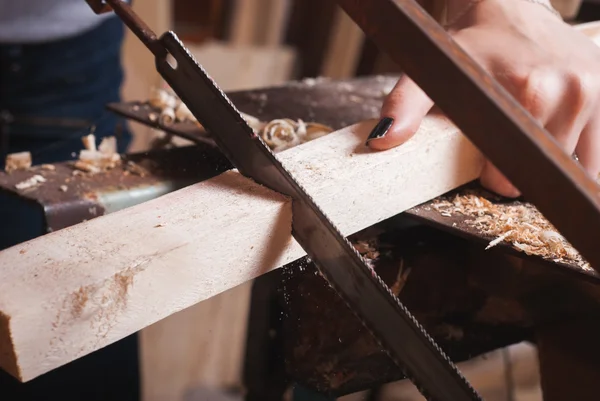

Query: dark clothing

[0,16,139,401]
[0,15,132,167]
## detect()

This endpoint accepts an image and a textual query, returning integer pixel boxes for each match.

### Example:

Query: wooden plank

[228,0,260,46]
[0,115,484,382]
[255,0,291,47]
[320,8,365,79]
[284,0,338,78]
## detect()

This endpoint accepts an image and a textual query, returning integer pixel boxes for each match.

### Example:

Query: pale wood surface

[0,115,484,382]
[321,8,365,79]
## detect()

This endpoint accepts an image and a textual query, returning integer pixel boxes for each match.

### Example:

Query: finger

[478,70,573,199]
[575,110,600,181]
[480,161,522,198]
[544,74,594,155]
[367,75,434,150]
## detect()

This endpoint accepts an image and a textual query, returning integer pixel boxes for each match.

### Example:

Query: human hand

[366,0,600,198]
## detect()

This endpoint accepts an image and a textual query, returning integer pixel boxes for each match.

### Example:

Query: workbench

[2,75,600,401]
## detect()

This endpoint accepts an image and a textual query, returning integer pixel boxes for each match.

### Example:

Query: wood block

[0,116,484,381]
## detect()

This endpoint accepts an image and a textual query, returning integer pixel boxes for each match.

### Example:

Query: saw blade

[153,32,482,401]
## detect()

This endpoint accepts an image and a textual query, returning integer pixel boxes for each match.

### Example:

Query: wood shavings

[352,239,380,267]
[390,258,412,296]
[431,191,591,271]
[174,102,193,122]
[144,84,334,152]
[259,118,334,152]
[261,119,301,151]
[73,135,121,174]
[98,137,117,154]
[59,185,68,192]
[81,134,96,152]
[159,107,175,125]
[41,164,56,171]
[147,88,201,126]
[125,161,149,177]
[486,230,515,250]
[149,88,177,110]
[5,151,32,173]
[241,112,265,132]
[15,174,46,190]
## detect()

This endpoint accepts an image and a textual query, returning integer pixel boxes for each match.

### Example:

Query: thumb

[367,75,434,150]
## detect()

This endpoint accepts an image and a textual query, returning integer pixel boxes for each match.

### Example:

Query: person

[367,0,600,199]
[0,0,132,169]
[0,3,139,401]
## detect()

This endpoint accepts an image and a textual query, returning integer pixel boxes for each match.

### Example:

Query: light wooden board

[321,7,365,79]
[0,115,484,382]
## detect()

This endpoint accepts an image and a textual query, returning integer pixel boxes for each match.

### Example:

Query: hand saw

[86,1,600,400]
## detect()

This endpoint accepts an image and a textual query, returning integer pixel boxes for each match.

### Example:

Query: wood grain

[0,116,484,381]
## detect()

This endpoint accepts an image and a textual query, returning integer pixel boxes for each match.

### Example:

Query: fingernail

[366,117,394,144]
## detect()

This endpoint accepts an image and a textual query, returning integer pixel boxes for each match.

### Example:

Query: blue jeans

[0,17,139,401]
[0,16,132,168]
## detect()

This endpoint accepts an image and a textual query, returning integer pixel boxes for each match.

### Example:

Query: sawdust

[14,174,46,190]
[390,258,412,297]
[352,238,413,296]
[70,286,90,319]
[430,190,591,271]
[124,161,148,177]
[144,85,334,153]
[114,270,135,305]
[353,239,380,261]
[73,134,121,174]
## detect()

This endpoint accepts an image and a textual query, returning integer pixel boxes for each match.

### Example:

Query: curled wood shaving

[431,191,591,271]
[390,258,412,296]
[15,174,46,190]
[260,118,333,152]
[160,107,175,126]
[146,85,334,152]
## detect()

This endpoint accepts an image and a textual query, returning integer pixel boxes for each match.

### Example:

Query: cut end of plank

[0,311,21,381]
